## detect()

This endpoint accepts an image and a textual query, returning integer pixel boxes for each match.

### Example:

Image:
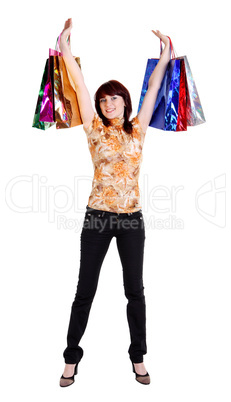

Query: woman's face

[99,94,125,120]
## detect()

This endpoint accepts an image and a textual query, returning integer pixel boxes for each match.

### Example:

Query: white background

[1,0,230,401]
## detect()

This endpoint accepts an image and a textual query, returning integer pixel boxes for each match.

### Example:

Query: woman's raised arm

[59,19,95,128]
[137,30,171,133]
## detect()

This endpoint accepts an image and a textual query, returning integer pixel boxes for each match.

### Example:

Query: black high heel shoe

[132,362,151,385]
[60,364,78,387]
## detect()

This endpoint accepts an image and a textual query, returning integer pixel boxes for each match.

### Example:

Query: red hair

[94,80,133,134]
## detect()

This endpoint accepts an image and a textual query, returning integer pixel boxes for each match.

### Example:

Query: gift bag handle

[160,36,176,59]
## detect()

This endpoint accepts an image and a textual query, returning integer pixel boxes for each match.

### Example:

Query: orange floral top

[83,113,146,213]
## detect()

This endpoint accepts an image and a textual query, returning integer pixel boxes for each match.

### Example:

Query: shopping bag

[164,58,181,131]
[32,33,82,130]
[39,55,55,123]
[176,58,187,131]
[138,37,205,131]
[50,33,83,129]
[52,52,82,129]
[58,56,82,128]
[138,58,175,130]
[183,55,205,127]
[32,59,55,130]
[32,36,63,130]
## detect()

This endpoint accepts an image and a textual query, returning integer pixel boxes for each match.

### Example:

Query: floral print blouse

[83,113,146,213]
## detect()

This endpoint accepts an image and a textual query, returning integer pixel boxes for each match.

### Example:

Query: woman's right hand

[58,17,95,128]
[60,18,73,52]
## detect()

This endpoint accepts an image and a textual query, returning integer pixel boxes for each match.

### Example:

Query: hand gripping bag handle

[49,32,71,56]
[160,36,176,59]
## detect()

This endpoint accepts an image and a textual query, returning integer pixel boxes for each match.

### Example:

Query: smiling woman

[99,95,125,119]
[58,17,171,387]
[94,80,133,133]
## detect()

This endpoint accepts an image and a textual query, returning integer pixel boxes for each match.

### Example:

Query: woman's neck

[110,116,125,126]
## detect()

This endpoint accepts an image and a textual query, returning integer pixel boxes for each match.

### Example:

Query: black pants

[63,205,147,364]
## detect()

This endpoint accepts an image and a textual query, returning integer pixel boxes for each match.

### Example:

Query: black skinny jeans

[63,205,147,364]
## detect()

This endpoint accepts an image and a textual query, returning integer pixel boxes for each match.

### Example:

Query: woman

[59,18,170,386]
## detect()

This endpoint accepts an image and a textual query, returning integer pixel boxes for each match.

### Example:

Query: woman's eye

[112,96,117,100]
[100,99,106,103]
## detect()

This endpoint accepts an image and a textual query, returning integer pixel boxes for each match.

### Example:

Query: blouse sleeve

[132,115,146,137]
[83,113,102,136]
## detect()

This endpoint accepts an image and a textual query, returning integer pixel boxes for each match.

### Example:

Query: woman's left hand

[152,30,170,47]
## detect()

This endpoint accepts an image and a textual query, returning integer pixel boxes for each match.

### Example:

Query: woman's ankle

[63,363,76,377]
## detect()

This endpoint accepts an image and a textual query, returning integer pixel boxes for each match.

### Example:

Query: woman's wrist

[161,38,170,58]
[60,37,70,54]
[162,37,170,48]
